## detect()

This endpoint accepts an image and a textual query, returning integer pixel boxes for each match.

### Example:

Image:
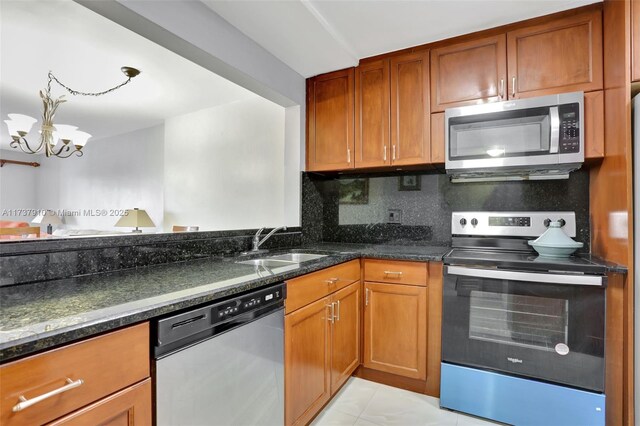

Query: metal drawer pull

[384,271,403,276]
[365,288,370,306]
[13,378,84,412]
[499,79,504,99]
[511,76,516,97]
[325,277,339,284]
[335,300,341,321]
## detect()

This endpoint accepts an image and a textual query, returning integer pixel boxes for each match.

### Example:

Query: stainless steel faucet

[251,226,287,252]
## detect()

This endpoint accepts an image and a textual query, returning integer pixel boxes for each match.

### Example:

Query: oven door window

[449,107,551,160]
[469,291,568,352]
[442,270,605,392]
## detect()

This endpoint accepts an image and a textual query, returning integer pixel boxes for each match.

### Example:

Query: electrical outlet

[387,209,402,224]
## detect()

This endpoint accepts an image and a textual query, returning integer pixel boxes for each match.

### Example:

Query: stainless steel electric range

[440,211,606,426]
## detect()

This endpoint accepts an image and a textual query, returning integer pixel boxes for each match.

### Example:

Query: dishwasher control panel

[155,282,286,358]
[212,285,284,322]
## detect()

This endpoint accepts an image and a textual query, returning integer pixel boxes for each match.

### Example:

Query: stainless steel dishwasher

[153,283,285,426]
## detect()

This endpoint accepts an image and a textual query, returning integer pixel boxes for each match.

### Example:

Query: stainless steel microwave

[445,92,584,182]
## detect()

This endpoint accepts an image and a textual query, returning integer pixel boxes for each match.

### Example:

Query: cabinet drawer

[364,259,427,286]
[286,260,360,314]
[47,379,151,426]
[1,323,150,426]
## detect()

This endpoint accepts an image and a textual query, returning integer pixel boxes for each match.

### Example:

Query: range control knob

[459,218,467,226]
[558,219,566,227]
[544,218,551,227]
[471,218,478,227]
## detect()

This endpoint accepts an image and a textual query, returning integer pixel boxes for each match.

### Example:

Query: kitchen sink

[236,259,298,268]
[268,253,327,263]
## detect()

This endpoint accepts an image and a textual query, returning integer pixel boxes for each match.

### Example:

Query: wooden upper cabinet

[285,296,332,426]
[390,51,431,165]
[363,282,427,380]
[355,60,391,168]
[430,34,507,112]
[307,68,355,171]
[330,282,361,393]
[507,9,603,99]
[430,112,446,164]
[584,90,604,159]
[633,0,640,82]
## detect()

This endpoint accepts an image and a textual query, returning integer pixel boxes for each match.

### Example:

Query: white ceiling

[0,0,257,148]
[204,0,601,78]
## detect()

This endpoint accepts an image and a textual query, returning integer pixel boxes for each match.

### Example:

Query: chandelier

[3,67,140,158]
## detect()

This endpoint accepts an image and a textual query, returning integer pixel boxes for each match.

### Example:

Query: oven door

[442,265,605,392]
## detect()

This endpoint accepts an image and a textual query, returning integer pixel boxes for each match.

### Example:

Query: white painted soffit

[203,0,601,78]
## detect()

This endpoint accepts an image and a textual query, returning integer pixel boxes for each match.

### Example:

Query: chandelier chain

[47,71,133,97]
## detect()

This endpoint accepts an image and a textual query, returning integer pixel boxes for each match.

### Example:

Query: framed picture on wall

[339,179,369,204]
[398,175,421,191]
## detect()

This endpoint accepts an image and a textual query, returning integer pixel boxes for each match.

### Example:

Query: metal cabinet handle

[383,145,387,161]
[327,303,335,323]
[347,148,351,163]
[335,300,341,321]
[511,76,516,98]
[383,270,403,277]
[325,277,339,285]
[365,288,370,306]
[499,79,504,99]
[13,378,84,412]
[392,145,396,160]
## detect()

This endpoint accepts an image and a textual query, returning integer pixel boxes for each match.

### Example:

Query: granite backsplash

[302,170,590,248]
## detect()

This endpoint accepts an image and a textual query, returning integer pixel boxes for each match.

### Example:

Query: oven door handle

[446,266,605,287]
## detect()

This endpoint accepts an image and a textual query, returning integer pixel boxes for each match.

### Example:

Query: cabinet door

[285,296,332,426]
[307,68,355,171]
[355,60,390,168]
[430,34,507,112]
[633,0,640,82]
[430,112,446,164]
[330,282,361,393]
[507,9,603,99]
[47,379,151,426]
[584,90,604,159]
[363,282,427,380]
[390,51,430,165]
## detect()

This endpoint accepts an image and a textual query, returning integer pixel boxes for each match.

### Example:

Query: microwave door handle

[549,106,560,153]
[446,266,605,287]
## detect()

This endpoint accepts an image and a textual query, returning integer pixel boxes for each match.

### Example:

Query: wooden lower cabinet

[285,281,361,426]
[0,323,150,426]
[363,281,427,380]
[330,282,361,393]
[285,296,332,426]
[47,379,151,426]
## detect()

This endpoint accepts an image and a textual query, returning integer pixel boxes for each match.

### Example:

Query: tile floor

[311,377,499,426]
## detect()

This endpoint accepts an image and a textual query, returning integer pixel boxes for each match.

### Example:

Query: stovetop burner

[444,247,607,275]
[446,211,605,275]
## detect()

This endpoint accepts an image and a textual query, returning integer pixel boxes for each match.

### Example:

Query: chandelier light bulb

[7,114,37,134]
[53,124,78,142]
[72,131,91,148]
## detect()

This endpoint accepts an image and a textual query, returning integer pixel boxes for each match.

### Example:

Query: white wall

[163,96,288,231]
[35,125,164,232]
[78,0,306,171]
[0,149,39,222]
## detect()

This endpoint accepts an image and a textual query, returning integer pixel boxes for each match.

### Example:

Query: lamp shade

[115,208,155,230]
[7,114,37,134]
[31,210,63,225]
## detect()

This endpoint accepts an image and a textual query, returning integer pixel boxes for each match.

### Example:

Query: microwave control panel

[558,103,580,153]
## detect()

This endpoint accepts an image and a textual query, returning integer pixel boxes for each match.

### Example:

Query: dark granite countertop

[2,241,624,363]
[0,249,361,362]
